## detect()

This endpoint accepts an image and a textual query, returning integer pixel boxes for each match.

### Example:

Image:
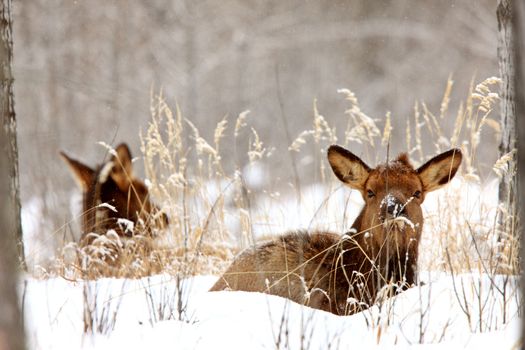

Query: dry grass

[47,75,518,281]
[39,76,520,339]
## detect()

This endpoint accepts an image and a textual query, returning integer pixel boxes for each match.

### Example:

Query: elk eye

[413,190,422,199]
[367,190,375,198]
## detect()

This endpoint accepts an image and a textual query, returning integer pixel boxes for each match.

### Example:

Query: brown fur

[60,143,168,245]
[210,145,462,315]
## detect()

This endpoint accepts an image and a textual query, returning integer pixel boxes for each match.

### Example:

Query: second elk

[61,143,168,272]
[210,145,462,315]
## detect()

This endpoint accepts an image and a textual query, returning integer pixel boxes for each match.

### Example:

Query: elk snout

[380,193,407,220]
[379,193,414,232]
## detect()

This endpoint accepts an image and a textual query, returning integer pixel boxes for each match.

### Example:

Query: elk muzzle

[380,193,412,231]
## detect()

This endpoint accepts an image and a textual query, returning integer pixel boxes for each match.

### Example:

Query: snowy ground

[23,273,521,349]
[21,176,522,349]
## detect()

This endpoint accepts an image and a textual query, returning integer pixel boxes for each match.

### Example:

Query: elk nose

[387,202,405,217]
[382,194,406,218]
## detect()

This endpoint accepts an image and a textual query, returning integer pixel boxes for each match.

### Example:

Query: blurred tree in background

[12,1,500,265]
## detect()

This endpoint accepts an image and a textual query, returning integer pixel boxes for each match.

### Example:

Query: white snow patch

[23,273,520,349]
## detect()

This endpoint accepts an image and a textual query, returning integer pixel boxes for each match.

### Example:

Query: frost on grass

[96,202,117,212]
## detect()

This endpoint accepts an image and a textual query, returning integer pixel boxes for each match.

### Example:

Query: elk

[60,143,168,245]
[210,145,462,315]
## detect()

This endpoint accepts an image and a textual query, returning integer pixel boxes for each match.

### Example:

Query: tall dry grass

[50,75,518,279]
[43,76,519,338]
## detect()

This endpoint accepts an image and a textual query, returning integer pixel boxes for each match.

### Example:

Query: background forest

[14,1,499,265]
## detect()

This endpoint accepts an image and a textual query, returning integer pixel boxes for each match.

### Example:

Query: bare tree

[0,0,26,348]
[511,0,525,340]
[497,0,517,238]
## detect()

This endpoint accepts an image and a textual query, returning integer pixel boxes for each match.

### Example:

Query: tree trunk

[497,0,517,239]
[511,0,525,338]
[0,0,26,348]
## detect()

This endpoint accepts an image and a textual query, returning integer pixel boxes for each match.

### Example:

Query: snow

[22,176,522,349]
[23,273,520,349]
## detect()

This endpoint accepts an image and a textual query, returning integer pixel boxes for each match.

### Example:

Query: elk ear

[110,143,133,191]
[417,148,462,192]
[327,145,370,191]
[60,151,95,192]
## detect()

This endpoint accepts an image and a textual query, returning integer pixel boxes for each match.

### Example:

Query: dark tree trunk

[0,1,26,349]
[497,0,518,238]
[0,0,23,269]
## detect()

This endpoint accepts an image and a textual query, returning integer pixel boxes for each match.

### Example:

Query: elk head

[60,143,168,241]
[327,145,462,261]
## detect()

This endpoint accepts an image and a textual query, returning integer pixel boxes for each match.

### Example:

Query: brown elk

[210,145,462,315]
[60,143,168,245]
